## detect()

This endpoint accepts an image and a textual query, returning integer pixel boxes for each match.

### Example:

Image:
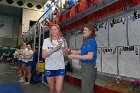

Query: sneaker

[19,78,25,83]
[11,66,17,69]
[19,79,25,83]
[24,82,30,85]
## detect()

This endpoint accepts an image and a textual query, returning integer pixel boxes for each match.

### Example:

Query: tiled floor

[0,63,81,93]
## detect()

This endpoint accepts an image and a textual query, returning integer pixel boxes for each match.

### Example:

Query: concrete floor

[0,63,81,93]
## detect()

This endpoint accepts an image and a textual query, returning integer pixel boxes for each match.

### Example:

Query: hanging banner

[109,17,127,47]
[102,47,118,75]
[0,16,13,38]
[128,14,140,45]
[118,46,140,79]
[95,23,108,47]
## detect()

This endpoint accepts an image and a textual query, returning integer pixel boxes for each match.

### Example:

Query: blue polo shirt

[80,38,97,65]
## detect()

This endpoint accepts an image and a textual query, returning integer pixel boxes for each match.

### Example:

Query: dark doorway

[30,20,37,27]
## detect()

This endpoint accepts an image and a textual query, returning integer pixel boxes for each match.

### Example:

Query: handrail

[28,0,60,32]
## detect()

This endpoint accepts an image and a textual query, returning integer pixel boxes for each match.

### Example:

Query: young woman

[21,44,34,85]
[17,44,24,77]
[42,24,67,93]
[19,43,28,83]
[11,48,19,68]
[67,25,97,93]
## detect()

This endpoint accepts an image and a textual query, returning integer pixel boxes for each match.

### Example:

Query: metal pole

[126,16,129,46]
[139,46,140,64]
[41,24,45,83]
[101,48,103,73]
[38,23,41,64]
[108,22,110,47]
[42,27,45,42]
[117,46,119,75]
[33,28,36,52]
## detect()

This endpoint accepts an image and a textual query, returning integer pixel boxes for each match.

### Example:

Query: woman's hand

[64,45,71,52]
[19,55,24,59]
[61,45,70,57]
[68,54,80,59]
[42,44,61,59]
[53,43,61,52]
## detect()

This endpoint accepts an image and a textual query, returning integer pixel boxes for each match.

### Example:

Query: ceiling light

[27,3,33,8]
[17,1,24,6]
[6,0,13,4]
[36,5,42,9]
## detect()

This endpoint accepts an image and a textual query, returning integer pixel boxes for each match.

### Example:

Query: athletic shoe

[24,82,30,85]
[19,78,25,83]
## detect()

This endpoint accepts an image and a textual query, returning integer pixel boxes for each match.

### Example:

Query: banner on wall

[0,16,13,38]
[118,46,140,79]
[109,17,127,47]
[128,14,140,45]
[95,23,108,47]
[102,47,118,75]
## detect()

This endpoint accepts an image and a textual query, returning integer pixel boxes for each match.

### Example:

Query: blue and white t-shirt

[42,38,65,70]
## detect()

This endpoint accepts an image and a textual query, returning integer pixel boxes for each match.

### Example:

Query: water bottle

[58,37,65,48]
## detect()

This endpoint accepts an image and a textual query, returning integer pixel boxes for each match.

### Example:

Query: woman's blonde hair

[50,24,63,43]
